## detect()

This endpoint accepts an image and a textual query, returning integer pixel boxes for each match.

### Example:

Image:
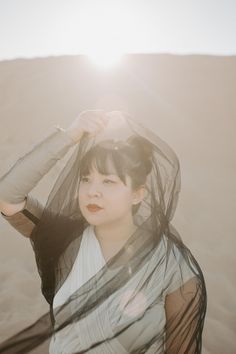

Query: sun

[86,48,124,69]
[77,1,129,69]
[84,35,125,69]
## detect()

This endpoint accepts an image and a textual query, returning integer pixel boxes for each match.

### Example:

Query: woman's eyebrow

[105,173,117,176]
[81,172,118,177]
[104,173,120,178]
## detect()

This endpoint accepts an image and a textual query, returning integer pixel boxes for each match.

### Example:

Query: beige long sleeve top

[0,126,76,236]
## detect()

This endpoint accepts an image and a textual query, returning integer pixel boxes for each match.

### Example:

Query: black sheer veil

[0,111,207,353]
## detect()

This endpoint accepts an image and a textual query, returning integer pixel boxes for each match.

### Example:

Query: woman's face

[78,164,137,227]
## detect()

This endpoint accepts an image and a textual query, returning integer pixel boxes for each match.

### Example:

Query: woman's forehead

[89,157,118,175]
[89,167,117,176]
[86,160,132,184]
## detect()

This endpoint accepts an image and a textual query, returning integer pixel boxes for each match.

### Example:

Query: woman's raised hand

[65,110,110,143]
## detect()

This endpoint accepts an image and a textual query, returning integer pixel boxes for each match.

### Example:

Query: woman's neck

[93,217,137,264]
[94,216,136,245]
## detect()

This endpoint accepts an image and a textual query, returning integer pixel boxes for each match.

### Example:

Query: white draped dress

[49,225,196,354]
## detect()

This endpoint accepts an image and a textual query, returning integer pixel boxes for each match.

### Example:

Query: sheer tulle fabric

[0,112,207,353]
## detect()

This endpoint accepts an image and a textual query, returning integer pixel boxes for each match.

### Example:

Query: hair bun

[127,136,153,159]
[127,135,153,174]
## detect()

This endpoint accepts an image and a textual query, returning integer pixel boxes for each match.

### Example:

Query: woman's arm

[165,276,203,354]
[0,110,109,207]
[0,110,110,236]
[0,126,76,237]
[0,127,76,206]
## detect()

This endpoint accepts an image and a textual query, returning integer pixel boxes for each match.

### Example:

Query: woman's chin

[82,212,106,226]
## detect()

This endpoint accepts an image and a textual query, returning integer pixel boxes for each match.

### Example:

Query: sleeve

[163,243,207,353]
[1,194,44,238]
[164,276,206,353]
[0,127,76,204]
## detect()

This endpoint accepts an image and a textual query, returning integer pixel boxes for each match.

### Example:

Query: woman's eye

[80,177,115,184]
[81,177,89,183]
[104,179,115,184]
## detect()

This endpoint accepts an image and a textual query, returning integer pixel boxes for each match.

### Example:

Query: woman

[0,110,207,353]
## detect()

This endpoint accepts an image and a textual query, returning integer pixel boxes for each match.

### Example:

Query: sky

[0,0,235,62]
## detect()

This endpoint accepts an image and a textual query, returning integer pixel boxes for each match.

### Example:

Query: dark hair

[79,135,153,214]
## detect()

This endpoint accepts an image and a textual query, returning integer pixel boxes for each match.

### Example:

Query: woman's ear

[132,185,146,205]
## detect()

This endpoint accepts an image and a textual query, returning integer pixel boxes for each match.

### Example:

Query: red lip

[86,204,103,212]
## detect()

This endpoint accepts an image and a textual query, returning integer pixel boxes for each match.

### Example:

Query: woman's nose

[87,183,102,197]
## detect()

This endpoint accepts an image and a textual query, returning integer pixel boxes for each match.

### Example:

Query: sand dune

[0,54,235,353]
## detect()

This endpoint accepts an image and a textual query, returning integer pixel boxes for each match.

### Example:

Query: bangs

[79,145,127,185]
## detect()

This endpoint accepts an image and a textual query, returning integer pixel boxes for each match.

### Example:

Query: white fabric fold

[53,225,106,310]
[49,230,197,353]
